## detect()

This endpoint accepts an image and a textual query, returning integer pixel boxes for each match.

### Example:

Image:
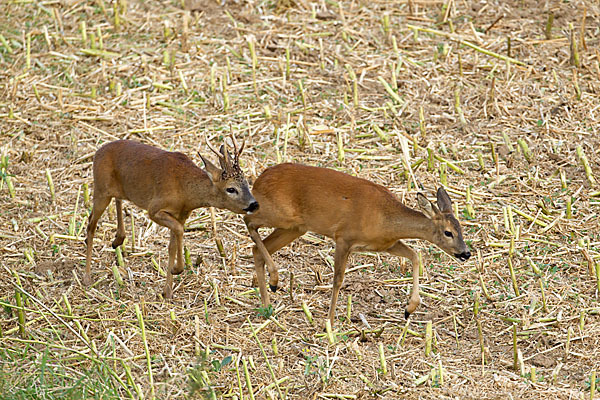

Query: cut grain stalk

[590,370,597,400]
[242,357,255,400]
[45,168,55,203]
[390,62,398,90]
[427,148,434,171]
[476,317,486,365]
[517,138,532,162]
[371,124,388,142]
[530,366,537,382]
[378,76,403,105]
[113,1,120,29]
[596,262,600,293]
[297,79,306,110]
[26,32,31,70]
[247,35,258,95]
[80,48,119,58]
[378,343,387,375]
[454,84,467,130]
[113,248,125,286]
[135,304,154,399]
[0,34,12,53]
[184,246,191,267]
[318,37,324,70]
[285,46,290,80]
[526,256,541,275]
[15,286,26,338]
[79,21,87,46]
[502,132,514,152]
[439,162,447,186]
[569,23,580,68]
[466,185,474,218]
[572,69,581,100]
[425,320,432,356]
[566,196,572,219]
[407,24,527,66]
[512,323,519,370]
[576,145,595,185]
[508,258,520,297]
[337,131,344,163]
[477,151,485,170]
[545,12,554,40]
[565,326,573,358]
[539,277,548,313]
[247,317,284,399]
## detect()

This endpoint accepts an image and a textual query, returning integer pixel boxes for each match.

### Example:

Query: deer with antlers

[244,163,471,327]
[84,137,258,298]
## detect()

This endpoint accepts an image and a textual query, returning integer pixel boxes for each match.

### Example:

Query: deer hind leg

[163,231,178,299]
[111,199,126,249]
[148,209,184,299]
[386,241,421,318]
[328,240,352,328]
[84,194,112,286]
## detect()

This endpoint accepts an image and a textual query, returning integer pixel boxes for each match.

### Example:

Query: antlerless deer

[245,163,471,327]
[84,139,258,298]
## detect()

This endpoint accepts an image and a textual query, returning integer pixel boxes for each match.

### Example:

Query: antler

[229,133,245,166]
[205,136,222,158]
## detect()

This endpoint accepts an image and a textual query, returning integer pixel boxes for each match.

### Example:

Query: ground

[0,0,599,399]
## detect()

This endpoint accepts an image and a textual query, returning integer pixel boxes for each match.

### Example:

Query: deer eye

[444,231,453,238]
[226,187,238,194]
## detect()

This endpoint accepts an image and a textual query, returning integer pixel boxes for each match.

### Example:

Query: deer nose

[244,201,259,213]
[455,251,471,262]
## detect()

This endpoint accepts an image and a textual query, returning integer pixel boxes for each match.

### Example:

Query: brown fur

[85,140,257,298]
[245,163,471,327]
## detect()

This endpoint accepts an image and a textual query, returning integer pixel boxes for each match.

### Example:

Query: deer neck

[389,204,436,241]
[185,169,218,210]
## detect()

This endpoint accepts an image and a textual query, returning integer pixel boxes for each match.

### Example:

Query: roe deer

[244,163,471,327]
[85,138,258,298]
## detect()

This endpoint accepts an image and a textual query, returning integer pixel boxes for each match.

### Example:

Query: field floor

[1,0,600,398]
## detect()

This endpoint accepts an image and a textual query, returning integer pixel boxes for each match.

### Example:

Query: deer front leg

[258,228,304,292]
[328,240,351,328]
[387,241,421,318]
[246,224,272,307]
[148,209,184,299]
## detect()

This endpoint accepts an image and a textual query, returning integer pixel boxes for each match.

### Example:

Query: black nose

[455,251,471,262]
[244,201,259,213]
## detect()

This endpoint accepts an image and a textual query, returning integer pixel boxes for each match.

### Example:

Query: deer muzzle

[244,201,259,214]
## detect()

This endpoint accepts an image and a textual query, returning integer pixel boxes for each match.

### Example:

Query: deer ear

[436,187,452,213]
[200,154,222,182]
[417,193,437,219]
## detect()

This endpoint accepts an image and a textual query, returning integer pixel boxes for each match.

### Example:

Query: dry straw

[0,0,599,398]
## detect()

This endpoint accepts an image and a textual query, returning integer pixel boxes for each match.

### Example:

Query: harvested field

[1,0,599,398]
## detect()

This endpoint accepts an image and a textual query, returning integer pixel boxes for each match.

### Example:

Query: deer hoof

[269,284,278,292]
[404,309,411,319]
[111,237,125,249]
[82,274,92,286]
[172,265,184,275]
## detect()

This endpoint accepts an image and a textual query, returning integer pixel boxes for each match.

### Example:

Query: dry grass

[1,0,600,398]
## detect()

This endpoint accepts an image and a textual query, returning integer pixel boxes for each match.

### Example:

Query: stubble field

[1,0,599,398]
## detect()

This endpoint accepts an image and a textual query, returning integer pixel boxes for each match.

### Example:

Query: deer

[244,163,471,327]
[84,138,258,299]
